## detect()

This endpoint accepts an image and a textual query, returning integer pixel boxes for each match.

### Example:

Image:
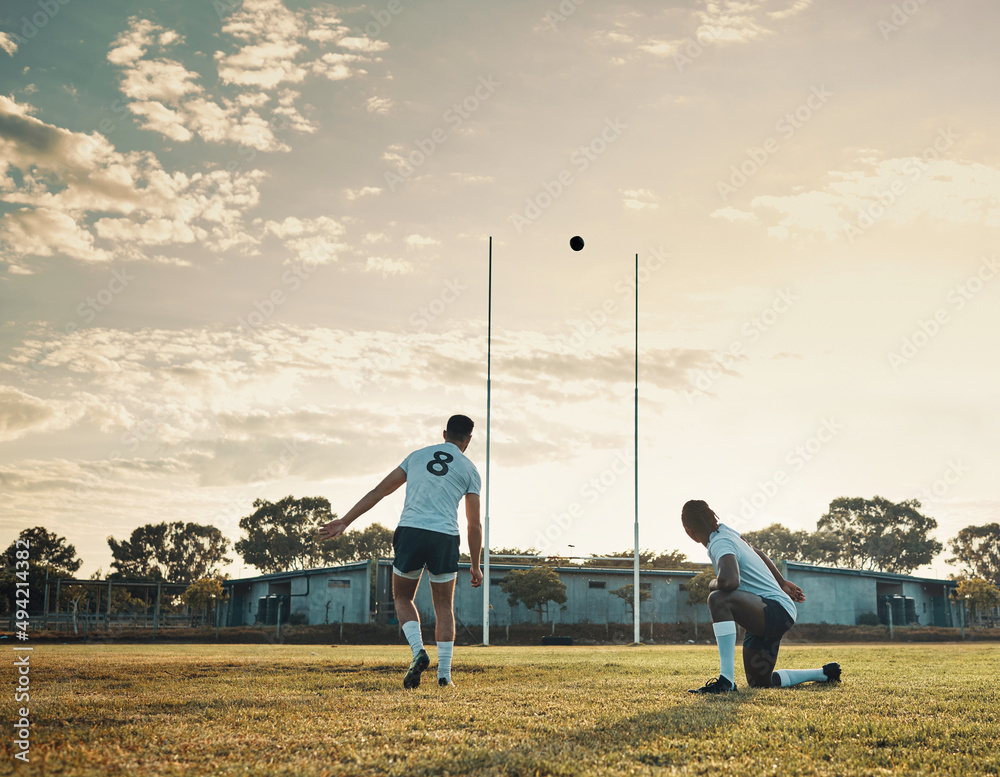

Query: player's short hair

[445,414,474,441]
[681,499,718,532]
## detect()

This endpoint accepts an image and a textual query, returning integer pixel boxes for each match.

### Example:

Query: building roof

[785,561,958,587]
[222,560,370,587]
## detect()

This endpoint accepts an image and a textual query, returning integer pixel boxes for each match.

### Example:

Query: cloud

[261,216,347,264]
[0,95,265,265]
[735,156,1000,240]
[0,32,19,56]
[344,186,382,200]
[615,0,813,63]
[366,256,412,275]
[108,9,383,152]
[215,0,384,87]
[621,189,659,210]
[711,206,757,223]
[405,234,440,248]
[2,208,112,263]
[366,95,393,115]
[0,387,96,442]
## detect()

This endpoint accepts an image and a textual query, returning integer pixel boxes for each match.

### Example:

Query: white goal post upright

[483,236,492,646]
[633,252,640,646]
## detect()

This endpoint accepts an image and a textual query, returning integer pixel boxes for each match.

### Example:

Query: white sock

[401,621,423,658]
[437,641,454,679]
[775,668,828,687]
[712,621,737,684]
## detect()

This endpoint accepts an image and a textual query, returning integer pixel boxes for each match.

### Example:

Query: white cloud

[366,95,393,115]
[118,58,202,103]
[711,206,757,223]
[366,256,412,275]
[1,208,112,263]
[262,216,347,264]
[621,188,659,210]
[741,157,1000,240]
[0,95,265,265]
[0,387,79,441]
[405,234,440,248]
[344,186,382,200]
[0,32,19,56]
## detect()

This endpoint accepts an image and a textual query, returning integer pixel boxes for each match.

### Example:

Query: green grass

[2,642,998,776]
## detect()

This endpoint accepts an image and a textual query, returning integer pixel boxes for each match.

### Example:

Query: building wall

[225,562,370,626]
[788,566,878,625]
[404,564,701,627]
[227,560,958,630]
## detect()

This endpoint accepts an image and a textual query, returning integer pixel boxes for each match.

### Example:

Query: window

[588,581,607,589]
[640,583,651,591]
[491,578,504,586]
[328,579,350,589]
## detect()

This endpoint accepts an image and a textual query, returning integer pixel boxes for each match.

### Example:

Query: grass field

[2,642,998,776]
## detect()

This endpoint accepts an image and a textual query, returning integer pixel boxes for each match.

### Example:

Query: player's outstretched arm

[316,467,407,541]
[465,493,482,588]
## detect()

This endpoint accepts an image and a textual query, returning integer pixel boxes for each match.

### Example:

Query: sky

[1,0,998,583]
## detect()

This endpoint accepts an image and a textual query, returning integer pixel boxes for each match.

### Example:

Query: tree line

[2,494,999,619]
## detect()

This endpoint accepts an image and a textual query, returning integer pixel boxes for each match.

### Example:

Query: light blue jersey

[397,442,481,535]
[707,523,797,620]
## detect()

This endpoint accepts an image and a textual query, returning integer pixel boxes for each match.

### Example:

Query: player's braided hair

[681,499,718,534]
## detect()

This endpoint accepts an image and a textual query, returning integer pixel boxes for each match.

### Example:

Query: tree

[499,566,567,624]
[610,583,651,619]
[235,496,338,573]
[952,578,1000,626]
[741,524,840,565]
[817,496,942,573]
[2,527,83,574]
[681,569,716,639]
[108,522,231,583]
[322,523,394,564]
[948,524,1000,586]
[583,549,700,569]
[682,569,715,608]
[464,547,556,565]
[1,527,85,615]
[181,578,228,626]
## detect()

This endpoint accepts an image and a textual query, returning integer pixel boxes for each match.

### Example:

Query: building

[222,559,961,630]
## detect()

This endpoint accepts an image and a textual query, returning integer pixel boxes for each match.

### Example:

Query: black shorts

[392,526,460,577]
[743,597,795,654]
